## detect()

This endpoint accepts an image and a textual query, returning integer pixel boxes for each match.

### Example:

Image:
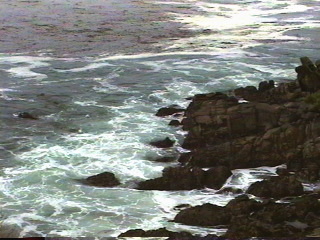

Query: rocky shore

[113,57,320,238]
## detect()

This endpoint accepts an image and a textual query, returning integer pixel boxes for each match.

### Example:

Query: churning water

[0,0,320,237]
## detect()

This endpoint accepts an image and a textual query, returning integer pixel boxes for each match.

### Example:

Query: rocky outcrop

[178,72,320,173]
[173,194,320,238]
[155,105,185,117]
[225,194,320,238]
[129,58,320,238]
[296,57,320,92]
[246,176,304,198]
[84,172,120,187]
[174,203,230,226]
[169,119,181,126]
[137,166,232,190]
[118,228,193,238]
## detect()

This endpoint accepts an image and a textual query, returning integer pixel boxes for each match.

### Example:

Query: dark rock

[204,166,232,189]
[137,166,231,191]
[276,167,293,176]
[259,80,275,92]
[224,195,320,238]
[178,152,192,164]
[156,106,185,117]
[216,187,243,194]
[173,204,192,211]
[224,215,306,238]
[169,120,181,126]
[17,112,39,120]
[226,195,263,216]
[150,137,175,148]
[246,176,304,198]
[118,228,193,238]
[152,156,176,162]
[295,162,320,182]
[85,172,120,187]
[137,166,205,190]
[296,57,320,92]
[234,85,259,101]
[174,203,230,226]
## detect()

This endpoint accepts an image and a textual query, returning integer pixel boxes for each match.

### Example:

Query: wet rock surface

[132,58,320,237]
[137,166,231,190]
[118,227,193,238]
[246,176,305,198]
[174,203,230,226]
[155,105,185,117]
[178,58,320,175]
[150,137,175,148]
[173,194,320,238]
[84,172,120,187]
[17,111,39,120]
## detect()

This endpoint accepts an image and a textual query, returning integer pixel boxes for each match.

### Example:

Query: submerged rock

[246,176,304,198]
[169,119,181,126]
[17,112,39,120]
[150,137,175,148]
[84,172,120,187]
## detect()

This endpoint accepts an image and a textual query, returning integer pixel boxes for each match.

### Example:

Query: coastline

[1,0,320,238]
[118,57,320,238]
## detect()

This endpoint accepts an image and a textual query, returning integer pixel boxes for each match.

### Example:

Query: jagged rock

[17,112,39,120]
[156,106,185,117]
[85,172,120,187]
[137,166,231,191]
[224,215,306,238]
[152,156,176,162]
[204,166,232,189]
[173,204,192,211]
[216,187,243,194]
[137,166,205,190]
[181,101,320,169]
[118,228,193,238]
[225,194,320,238]
[234,86,259,101]
[295,163,320,182]
[296,57,320,92]
[246,176,304,198]
[174,203,230,226]
[225,195,263,216]
[150,137,175,148]
[259,80,275,92]
[169,120,181,126]
[276,167,292,176]
[178,152,192,164]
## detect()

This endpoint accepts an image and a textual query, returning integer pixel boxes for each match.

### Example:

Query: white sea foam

[55,62,115,73]
[1,0,320,237]
[0,55,52,80]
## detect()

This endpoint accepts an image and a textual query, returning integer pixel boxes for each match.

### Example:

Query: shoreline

[117,57,320,238]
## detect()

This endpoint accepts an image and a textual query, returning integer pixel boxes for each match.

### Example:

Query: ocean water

[0,0,320,237]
